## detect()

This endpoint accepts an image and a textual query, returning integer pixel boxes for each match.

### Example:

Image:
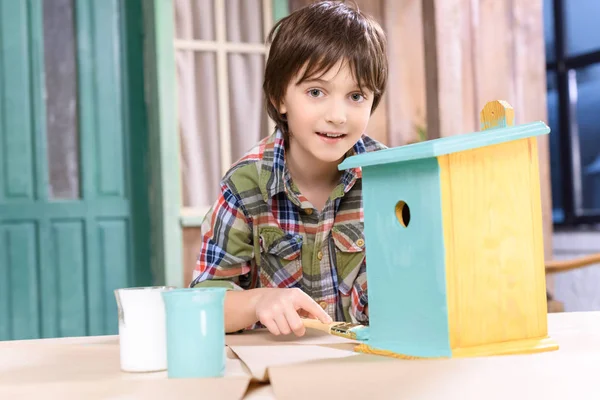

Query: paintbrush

[300,318,432,360]
[301,318,369,341]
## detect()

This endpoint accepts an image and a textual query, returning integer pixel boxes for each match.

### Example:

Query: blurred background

[0,0,598,341]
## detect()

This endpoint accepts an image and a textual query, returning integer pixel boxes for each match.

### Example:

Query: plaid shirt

[191,129,386,325]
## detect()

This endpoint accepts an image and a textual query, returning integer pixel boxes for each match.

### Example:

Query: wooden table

[1,312,599,399]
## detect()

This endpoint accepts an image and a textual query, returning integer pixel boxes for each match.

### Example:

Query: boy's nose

[325,101,347,125]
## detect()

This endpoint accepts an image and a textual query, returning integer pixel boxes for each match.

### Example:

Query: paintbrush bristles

[330,322,362,339]
[354,343,446,360]
[300,318,365,340]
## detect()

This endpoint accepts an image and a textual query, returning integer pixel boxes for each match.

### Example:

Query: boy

[191,0,388,337]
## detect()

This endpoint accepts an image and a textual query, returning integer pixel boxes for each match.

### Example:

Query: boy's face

[278,60,375,164]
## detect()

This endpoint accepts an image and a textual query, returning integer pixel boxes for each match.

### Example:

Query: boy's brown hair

[263,1,388,139]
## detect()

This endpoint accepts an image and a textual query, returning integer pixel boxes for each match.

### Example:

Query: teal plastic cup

[161,287,227,379]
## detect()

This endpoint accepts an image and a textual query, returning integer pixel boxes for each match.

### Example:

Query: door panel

[52,221,86,337]
[84,0,126,199]
[0,1,36,202]
[0,0,149,341]
[99,219,131,334]
[0,223,40,340]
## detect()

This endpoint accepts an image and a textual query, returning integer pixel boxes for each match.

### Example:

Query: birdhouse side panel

[362,158,451,358]
[438,137,548,350]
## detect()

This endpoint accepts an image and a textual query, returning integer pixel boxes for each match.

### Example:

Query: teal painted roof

[339,121,550,170]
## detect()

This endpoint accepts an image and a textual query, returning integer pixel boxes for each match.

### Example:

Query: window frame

[175,0,285,225]
[547,0,600,226]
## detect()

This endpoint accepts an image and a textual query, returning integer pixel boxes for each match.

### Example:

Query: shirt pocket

[331,224,365,295]
[258,227,303,289]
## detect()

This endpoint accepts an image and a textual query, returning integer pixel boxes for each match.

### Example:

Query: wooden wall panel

[422,0,553,263]
[459,0,478,133]
[352,0,388,145]
[422,0,466,139]
[183,227,202,287]
[384,0,426,146]
[512,0,554,278]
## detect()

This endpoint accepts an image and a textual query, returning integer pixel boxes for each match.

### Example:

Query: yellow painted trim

[527,136,550,334]
[353,336,558,360]
[354,343,447,360]
[451,336,558,358]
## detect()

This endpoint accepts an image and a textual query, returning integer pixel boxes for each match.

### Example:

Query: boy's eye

[308,89,323,98]
[351,93,365,102]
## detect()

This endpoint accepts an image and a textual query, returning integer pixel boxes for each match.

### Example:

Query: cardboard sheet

[0,337,251,400]
[266,312,600,400]
[0,378,251,400]
[226,327,362,382]
[268,348,599,400]
[229,345,359,381]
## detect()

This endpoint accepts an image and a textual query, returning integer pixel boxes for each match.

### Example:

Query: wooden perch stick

[546,253,600,274]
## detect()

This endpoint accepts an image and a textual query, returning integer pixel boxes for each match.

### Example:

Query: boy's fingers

[261,318,281,336]
[274,312,291,335]
[297,295,332,324]
[284,305,306,337]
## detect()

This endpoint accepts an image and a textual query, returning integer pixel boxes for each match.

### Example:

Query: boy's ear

[270,96,286,114]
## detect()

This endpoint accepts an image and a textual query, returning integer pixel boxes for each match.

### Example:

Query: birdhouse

[338,100,558,359]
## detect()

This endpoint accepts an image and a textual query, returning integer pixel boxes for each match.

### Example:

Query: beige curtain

[225,0,269,165]
[174,0,268,208]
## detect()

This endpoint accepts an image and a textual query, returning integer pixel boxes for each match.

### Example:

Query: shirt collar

[260,129,367,201]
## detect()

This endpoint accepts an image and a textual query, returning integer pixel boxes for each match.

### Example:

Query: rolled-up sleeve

[190,182,255,290]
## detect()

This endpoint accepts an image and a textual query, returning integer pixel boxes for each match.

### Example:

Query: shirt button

[317,251,323,260]
[319,301,328,310]
[356,239,365,247]
[305,208,313,215]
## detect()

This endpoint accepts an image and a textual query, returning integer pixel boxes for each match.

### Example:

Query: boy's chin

[311,149,351,164]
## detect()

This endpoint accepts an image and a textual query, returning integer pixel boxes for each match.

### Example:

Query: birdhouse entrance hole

[395,201,410,228]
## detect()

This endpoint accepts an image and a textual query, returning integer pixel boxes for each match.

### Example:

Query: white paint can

[114,286,175,372]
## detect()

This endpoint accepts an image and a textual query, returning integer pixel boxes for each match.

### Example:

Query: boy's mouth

[316,131,347,139]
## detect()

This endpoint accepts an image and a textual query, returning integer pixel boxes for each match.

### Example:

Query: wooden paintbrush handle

[301,318,339,333]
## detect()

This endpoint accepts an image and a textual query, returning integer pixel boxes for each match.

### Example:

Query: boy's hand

[254,288,333,336]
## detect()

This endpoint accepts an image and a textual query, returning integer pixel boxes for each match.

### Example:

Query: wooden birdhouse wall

[362,159,451,357]
[439,138,548,349]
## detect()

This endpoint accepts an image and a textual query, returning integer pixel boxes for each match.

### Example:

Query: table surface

[1,311,599,400]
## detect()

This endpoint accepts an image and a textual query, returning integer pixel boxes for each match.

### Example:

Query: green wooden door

[0,0,151,340]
